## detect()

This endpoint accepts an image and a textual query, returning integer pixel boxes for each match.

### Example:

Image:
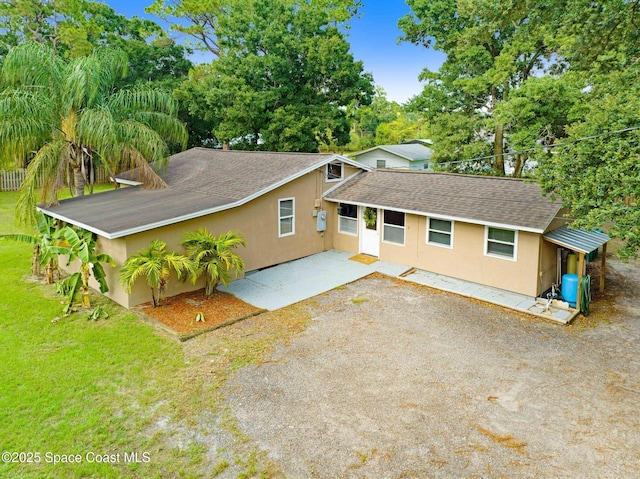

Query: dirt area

[137,288,262,335]
[173,253,640,478]
[151,250,640,478]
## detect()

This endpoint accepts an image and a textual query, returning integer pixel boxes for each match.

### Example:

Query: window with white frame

[338,203,357,235]
[428,218,453,247]
[383,210,405,245]
[326,161,343,181]
[485,227,517,259]
[278,198,295,237]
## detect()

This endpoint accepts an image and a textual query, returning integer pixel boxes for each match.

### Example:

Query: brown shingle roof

[325,170,562,232]
[39,148,350,238]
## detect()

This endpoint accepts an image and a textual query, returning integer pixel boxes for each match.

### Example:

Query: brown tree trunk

[32,244,41,276]
[73,166,86,197]
[493,122,505,175]
[45,259,55,284]
[512,153,527,178]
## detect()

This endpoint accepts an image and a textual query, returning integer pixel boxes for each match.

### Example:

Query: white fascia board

[348,146,378,157]
[41,155,371,240]
[114,178,143,186]
[321,198,544,234]
[36,206,114,238]
[331,154,373,171]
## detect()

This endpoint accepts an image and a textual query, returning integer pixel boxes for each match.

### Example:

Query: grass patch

[1,189,313,478]
[350,297,368,305]
[0,194,205,478]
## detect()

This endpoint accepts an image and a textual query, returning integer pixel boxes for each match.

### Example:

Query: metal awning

[543,225,610,254]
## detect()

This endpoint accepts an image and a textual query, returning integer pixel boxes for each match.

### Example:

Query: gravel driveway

[222,260,640,478]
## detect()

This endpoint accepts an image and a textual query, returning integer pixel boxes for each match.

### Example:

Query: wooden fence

[0,168,110,192]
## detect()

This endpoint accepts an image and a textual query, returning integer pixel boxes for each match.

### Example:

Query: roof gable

[351,144,433,162]
[324,170,562,232]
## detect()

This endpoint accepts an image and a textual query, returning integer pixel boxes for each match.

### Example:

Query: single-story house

[325,169,567,297]
[350,143,433,170]
[39,148,608,309]
[39,148,370,307]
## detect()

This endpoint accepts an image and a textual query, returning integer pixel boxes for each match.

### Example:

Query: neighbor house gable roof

[350,144,433,162]
[324,170,562,233]
[38,148,369,239]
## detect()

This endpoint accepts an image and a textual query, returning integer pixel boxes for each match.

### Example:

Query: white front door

[360,206,380,257]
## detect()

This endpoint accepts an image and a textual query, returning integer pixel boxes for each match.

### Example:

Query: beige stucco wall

[382,217,541,296]
[96,166,344,308]
[330,205,546,297]
[328,202,359,254]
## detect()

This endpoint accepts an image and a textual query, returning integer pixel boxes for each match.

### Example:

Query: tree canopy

[174,0,373,152]
[0,42,187,226]
[401,0,640,256]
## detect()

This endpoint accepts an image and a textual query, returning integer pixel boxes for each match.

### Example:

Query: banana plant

[0,212,69,283]
[56,226,115,313]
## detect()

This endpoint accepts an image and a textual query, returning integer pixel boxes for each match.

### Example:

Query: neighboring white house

[350,144,434,170]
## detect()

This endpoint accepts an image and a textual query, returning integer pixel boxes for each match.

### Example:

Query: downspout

[318,169,325,252]
[537,237,543,296]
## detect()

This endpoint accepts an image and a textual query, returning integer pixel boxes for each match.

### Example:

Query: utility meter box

[316,210,327,231]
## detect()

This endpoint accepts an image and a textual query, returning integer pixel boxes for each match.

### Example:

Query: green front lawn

[0,191,201,478]
[0,189,309,478]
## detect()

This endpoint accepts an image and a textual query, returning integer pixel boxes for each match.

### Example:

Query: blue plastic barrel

[561,274,579,307]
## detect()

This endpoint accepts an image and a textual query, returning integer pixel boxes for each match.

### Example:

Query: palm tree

[0,42,188,226]
[119,240,196,307]
[56,226,115,312]
[180,229,247,296]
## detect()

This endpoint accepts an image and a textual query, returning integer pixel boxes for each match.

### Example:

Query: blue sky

[102,1,445,104]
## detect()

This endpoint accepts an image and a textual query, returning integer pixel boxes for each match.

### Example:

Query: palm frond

[0,90,58,166]
[64,57,100,111]
[77,107,118,161]
[116,147,168,189]
[117,119,170,166]
[94,48,129,99]
[16,140,67,227]
[132,111,188,150]
[1,42,65,91]
[108,87,179,118]
[63,48,128,110]
[179,228,246,295]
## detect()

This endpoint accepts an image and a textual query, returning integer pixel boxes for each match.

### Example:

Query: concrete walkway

[399,269,579,324]
[220,249,579,324]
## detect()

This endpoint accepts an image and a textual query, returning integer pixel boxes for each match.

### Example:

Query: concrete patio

[219,249,409,311]
[220,249,580,324]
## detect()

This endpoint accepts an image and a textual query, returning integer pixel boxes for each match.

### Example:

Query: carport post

[577,252,585,310]
[600,243,607,293]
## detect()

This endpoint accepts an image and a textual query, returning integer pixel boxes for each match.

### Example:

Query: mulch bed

[136,289,264,339]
